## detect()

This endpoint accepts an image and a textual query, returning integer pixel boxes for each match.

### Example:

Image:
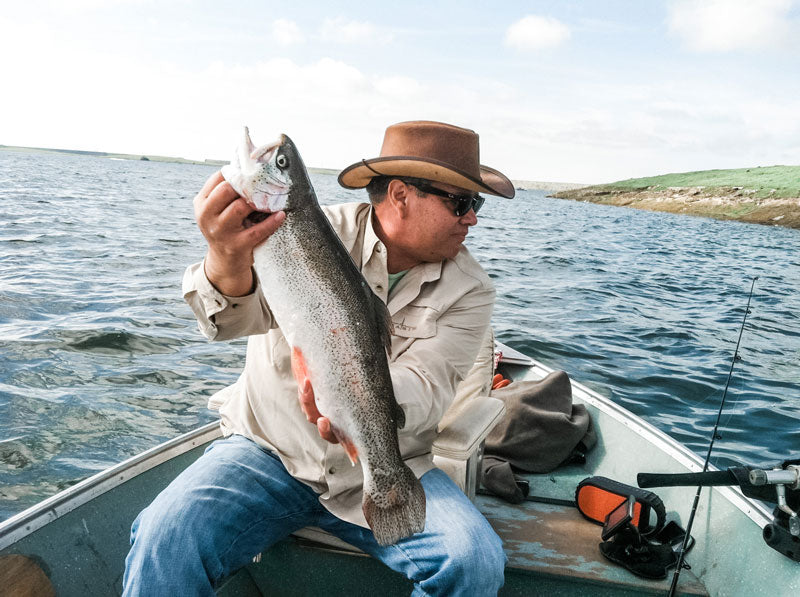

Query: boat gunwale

[503,347,774,529]
[0,421,222,551]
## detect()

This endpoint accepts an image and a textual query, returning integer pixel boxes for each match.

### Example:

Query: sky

[2,0,799,184]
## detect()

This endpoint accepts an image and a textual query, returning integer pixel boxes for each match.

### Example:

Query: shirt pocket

[391,300,441,339]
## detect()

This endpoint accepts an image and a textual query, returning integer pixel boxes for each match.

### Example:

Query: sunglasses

[401,179,485,217]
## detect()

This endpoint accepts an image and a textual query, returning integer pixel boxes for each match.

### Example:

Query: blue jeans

[123,435,505,596]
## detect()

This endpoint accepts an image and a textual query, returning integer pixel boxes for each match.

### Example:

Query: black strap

[599,537,678,580]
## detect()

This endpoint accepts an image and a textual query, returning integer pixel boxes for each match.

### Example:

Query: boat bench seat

[290,396,506,551]
[477,470,709,596]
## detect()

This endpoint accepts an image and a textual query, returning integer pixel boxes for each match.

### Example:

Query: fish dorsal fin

[371,291,393,357]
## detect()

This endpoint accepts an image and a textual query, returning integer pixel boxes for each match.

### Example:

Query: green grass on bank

[608,165,800,198]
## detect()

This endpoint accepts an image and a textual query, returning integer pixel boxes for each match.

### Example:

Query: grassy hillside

[608,165,800,199]
[552,165,800,229]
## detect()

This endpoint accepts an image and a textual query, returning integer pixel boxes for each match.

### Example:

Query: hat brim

[338,156,515,199]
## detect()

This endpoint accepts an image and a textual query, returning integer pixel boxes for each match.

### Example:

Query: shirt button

[375,244,382,253]
[376,285,384,292]
[328,467,336,475]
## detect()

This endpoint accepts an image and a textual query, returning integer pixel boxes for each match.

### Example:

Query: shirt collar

[361,204,384,268]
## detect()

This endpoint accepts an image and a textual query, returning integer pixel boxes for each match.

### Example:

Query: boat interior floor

[219,467,708,597]
[477,478,707,596]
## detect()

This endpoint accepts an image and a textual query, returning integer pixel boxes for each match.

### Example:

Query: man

[123,120,515,596]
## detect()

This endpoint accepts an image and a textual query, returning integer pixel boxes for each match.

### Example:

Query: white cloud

[668,0,794,52]
[3,9,799,184]
[504,15,570,51]
[319,17,389,44]
[272,18,304,45]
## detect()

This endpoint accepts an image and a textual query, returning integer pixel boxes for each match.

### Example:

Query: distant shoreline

[513,180,588,192]
[10,144,797,229]
[1,144,588,190]
[0,144,340,176]
[552,185,800,229]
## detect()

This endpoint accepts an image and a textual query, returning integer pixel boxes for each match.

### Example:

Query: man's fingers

[298,377,320,423]
[193,172,226,214]
[296,380,337,443]
[244,211,286,244]
[317,417,338,444]
[216,195,256,228]
[202,179,239,216]
[198,170,225,199]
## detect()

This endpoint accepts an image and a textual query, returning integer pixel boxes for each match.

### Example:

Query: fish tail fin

[363,465,426,546]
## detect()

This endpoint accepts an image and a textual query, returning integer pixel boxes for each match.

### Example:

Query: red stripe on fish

[291,346,308,386]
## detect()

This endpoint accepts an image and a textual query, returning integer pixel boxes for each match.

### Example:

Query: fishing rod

[665,276,758,597]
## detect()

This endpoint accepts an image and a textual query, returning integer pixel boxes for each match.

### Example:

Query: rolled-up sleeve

[181,261,275,341]
[390,284,494,436]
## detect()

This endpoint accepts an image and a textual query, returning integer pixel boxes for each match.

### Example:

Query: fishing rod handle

[637,470,735,488]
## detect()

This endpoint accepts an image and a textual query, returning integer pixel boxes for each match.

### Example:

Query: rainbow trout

[221,127,426,545]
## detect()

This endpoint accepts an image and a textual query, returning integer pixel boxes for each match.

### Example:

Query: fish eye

[276,154,289,169]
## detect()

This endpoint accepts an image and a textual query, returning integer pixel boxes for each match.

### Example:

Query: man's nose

[461,208,478,225]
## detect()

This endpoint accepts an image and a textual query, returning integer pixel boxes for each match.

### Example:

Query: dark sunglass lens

[409,180,484,216]
[455,195,484,216]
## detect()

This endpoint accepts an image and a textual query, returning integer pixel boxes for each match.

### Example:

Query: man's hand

[298,378,338,444]
[193,171,286,296]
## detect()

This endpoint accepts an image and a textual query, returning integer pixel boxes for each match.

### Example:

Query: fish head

[271,133,315,212]
[221,127,309,213]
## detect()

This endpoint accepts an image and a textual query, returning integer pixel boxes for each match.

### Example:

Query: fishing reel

[750,458,800,561]
[638,457,800,563]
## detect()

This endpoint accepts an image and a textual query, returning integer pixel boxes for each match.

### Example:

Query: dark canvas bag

[481,370,596,503]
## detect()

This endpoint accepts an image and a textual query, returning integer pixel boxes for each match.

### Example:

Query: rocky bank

[551,185,800,229]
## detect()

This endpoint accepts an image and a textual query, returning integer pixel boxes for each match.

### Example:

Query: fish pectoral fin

[392,401,406,429]
[331,426,359,465]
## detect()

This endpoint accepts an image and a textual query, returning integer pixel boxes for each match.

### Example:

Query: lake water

[1,149,798,522]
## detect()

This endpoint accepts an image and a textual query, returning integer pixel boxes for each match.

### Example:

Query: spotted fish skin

[222,128,426,546]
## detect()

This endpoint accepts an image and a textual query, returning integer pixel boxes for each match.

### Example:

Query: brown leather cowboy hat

[338,120,515,199]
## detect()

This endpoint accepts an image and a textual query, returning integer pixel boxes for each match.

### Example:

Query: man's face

[400,180,480,263]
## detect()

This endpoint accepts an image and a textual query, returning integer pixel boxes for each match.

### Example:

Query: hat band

[361,159,385,177]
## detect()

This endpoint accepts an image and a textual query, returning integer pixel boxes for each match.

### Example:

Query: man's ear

[386,179,411,217]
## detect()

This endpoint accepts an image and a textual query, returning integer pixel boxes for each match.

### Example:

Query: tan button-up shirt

[182,201,494,528]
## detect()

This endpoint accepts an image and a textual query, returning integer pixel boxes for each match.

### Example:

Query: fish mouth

[244,210,273,227]
[243,203,294,228]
